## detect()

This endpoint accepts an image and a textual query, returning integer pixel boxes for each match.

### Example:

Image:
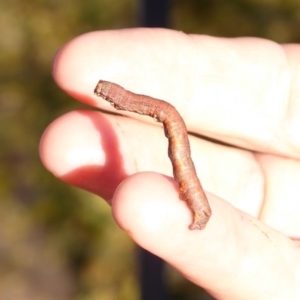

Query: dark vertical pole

[140,0,170,28]
[138,2,170,299]
[138,248,167,300]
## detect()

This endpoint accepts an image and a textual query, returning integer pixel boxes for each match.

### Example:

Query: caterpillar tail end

[189,210,211,230]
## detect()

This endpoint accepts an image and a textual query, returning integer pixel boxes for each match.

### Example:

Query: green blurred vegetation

[0,1,138,299]
[1,0,300,299]
[173,0,300,42]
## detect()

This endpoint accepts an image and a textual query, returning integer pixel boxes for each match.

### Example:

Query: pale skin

[40,28,300,299]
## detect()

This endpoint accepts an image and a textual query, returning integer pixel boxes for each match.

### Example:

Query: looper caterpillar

[94,80,211,230]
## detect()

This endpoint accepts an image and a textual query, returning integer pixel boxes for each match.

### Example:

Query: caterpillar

[94,80,211,230]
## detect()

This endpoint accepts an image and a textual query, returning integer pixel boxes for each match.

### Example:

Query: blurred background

[1,0,300,299]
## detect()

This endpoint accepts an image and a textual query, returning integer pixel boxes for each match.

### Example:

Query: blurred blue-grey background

[1,0,300,299]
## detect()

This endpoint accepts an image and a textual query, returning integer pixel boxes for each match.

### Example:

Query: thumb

[112,172,299,300]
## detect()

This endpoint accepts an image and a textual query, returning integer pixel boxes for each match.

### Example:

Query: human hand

[40,28,300,299]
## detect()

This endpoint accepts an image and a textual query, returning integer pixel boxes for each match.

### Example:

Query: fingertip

[51,28,193,111]
[111,172,195,249]
[39,111,76,176]
[40,110,104,176]
[39,110,128,200]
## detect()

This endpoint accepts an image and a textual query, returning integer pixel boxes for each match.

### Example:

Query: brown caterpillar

[94,80,211,230]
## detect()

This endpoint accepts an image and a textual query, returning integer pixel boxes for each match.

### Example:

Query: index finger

[53,28,300,157]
